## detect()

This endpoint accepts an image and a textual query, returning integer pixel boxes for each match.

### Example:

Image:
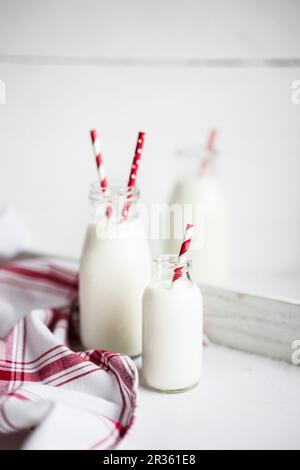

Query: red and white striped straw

[90,129,112,218]
[199,128,218,176]
[90,129,108,191]
[121,131,146,221]
[172,224,195,283]
[207,128,217,153]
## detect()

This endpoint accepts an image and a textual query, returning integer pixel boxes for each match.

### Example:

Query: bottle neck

[198,150,219,178]
[152,255,192,283]
[176,147,219,180]
[89,182,140,222]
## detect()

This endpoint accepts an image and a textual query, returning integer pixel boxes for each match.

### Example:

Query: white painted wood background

[0,0,299,298]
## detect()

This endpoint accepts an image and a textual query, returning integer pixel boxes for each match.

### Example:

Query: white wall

[0,0,300,295]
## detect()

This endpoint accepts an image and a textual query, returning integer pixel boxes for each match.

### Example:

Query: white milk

[80,217,152,357]
[142,257,203,392]
[166,174,230,287]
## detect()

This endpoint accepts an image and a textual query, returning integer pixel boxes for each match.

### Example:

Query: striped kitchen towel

[0,259,138,450]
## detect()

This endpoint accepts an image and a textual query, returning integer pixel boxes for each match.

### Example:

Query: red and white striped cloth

[0,259,138,450]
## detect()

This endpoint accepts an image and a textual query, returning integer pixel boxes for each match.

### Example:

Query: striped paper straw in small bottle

[199,128,218,176]
[121,131,146,222]
[172,224,195,283]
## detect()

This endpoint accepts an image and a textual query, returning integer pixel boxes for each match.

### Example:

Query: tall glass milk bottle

[80,182,152,357]
[142,255,203,393]
[166,149,230,287]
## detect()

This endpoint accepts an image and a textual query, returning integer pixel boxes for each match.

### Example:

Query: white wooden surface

[0,0,299,296]
[123,345,300,450]
[0,344,299,450]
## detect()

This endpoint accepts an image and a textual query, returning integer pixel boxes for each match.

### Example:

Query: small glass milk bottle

[80,182,152,357]
[142,255,203,393]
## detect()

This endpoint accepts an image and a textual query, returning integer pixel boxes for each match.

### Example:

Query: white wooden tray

[202,285,300,364]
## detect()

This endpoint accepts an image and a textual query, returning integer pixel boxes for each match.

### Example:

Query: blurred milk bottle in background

[165,130,231,287]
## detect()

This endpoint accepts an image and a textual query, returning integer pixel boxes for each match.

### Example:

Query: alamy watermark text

[291,340,300,365]
[291,80,300,104]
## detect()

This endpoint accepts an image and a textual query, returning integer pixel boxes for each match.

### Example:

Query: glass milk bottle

[80,182,152,357]
[166,149,230,287]
[142,255,203,393]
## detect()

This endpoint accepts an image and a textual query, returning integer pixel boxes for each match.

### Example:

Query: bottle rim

[176,146,219,160]
[89,181,140,202]
[153,254,192,270]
